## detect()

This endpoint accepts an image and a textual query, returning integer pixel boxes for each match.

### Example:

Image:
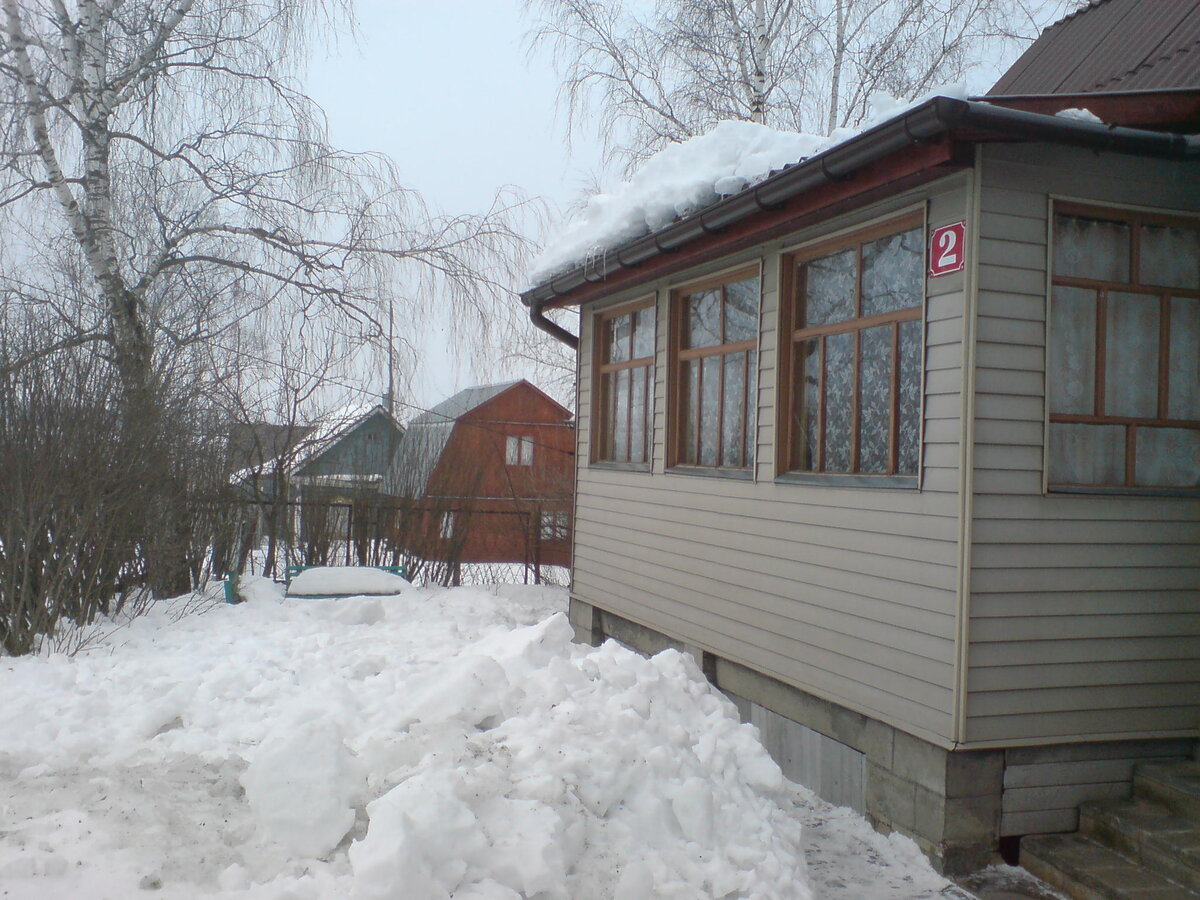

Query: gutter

[524,96,1199,345]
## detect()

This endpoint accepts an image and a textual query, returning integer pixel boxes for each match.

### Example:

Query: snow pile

[0,583,957,898]
[240,706,367,858]
[350,615,806,899]
[286,565,412,596]
[529,86,968,284]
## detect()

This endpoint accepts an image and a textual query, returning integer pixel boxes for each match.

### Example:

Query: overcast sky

[303,1,605,409]
[305,1,603,220]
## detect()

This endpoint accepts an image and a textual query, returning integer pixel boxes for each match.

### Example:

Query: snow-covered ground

[1,579,965,899]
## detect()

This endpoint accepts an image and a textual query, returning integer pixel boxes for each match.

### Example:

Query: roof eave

[522,97,1198,320]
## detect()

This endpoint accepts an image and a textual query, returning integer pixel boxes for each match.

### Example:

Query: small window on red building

[539,511,570,542]
[506,435,534,466]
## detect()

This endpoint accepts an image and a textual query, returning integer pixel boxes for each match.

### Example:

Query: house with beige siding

[520,0,1199,884]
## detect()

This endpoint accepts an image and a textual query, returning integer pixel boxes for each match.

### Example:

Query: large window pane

[795,340,820,470]
[1169,298,1200,421]
[803,249,856,326]
[600,372,615,459]
[724,277,759,342]
[681,359,699,464]
[613,368,630,461]
[862,228,923,317]
[1049,423,1125,486]
[1141,224,1200,290]
[1105,292,1159,418]
[1049,286,1097,415]
[858,325,892,473]
[1054,215,1130,282]
[824,332,854,472]
[746,349,757,466]
[609,313,631,362]
[633,306,656,358]
[721,352,746,467]
[700,356,720,466]
[898,320,922,475]
[1136,427,1199,487]
[630,366,647,464]
[687,289,722,348]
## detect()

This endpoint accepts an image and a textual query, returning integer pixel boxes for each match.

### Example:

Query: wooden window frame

[592,296,656,468]
[777,212,925,480]
[1048,200,1200,492]
[667,264,761,473]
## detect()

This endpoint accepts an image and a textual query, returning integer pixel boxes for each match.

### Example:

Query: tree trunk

[751,0,769,124]
[827,0,848,134]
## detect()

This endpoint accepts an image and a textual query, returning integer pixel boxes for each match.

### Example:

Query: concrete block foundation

[571,597,1194,876]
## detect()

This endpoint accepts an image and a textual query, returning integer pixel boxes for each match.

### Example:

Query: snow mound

[529,86,967,284]
[241,706,366,858]
[287,566,411,597]
[349,614,809,899]
[236,574,285,604]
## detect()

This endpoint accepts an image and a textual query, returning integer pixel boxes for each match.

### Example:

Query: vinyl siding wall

[572,175,972,747]
[965,144,1200,747]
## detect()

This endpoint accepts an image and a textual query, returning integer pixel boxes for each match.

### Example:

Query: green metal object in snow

[283,564,409,587]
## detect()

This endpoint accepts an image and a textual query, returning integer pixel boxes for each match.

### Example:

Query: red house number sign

[929,221,966,277]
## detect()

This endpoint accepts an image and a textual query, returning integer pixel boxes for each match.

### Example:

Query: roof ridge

[1050,0,1111,31]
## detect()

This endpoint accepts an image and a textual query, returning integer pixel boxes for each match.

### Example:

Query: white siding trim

[953,150,984,745]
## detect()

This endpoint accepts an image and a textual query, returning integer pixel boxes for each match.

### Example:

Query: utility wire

[206,339,578,458]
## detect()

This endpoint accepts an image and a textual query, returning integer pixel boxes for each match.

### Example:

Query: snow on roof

[528,87,969,286]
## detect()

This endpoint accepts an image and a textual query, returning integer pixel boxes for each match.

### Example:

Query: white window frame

[506,434,534,466]
[539,511,570,541]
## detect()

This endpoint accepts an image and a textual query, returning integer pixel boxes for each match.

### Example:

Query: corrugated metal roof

[989,0,1200,96]
[407,381,520,425]
[386,421,456,497]
[386,381,522,496]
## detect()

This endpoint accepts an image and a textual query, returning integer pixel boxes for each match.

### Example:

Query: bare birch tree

[0,0,526,417]
[526,0,1083,171]
[0,0,530,617]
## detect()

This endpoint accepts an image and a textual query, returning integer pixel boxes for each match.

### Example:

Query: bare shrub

[0,343,239,655]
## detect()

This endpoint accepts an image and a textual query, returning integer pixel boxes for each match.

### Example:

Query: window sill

[1048,485,1200,499]
[589,461,653,473]
[776,472,918,490]
[665,465,754,481]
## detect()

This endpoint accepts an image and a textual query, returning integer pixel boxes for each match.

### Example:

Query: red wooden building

[385,380,574,573]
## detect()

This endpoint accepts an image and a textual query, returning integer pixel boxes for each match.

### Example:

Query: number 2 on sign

[929,221,966,277]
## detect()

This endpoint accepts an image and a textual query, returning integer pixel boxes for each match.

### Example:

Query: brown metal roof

[989,0,1200,96]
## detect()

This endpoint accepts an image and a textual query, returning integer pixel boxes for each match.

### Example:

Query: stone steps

[1081,799,1200,895]
[1136,763,1200,822]
[1021,833,1197,900]
[1019,760,1200,900]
